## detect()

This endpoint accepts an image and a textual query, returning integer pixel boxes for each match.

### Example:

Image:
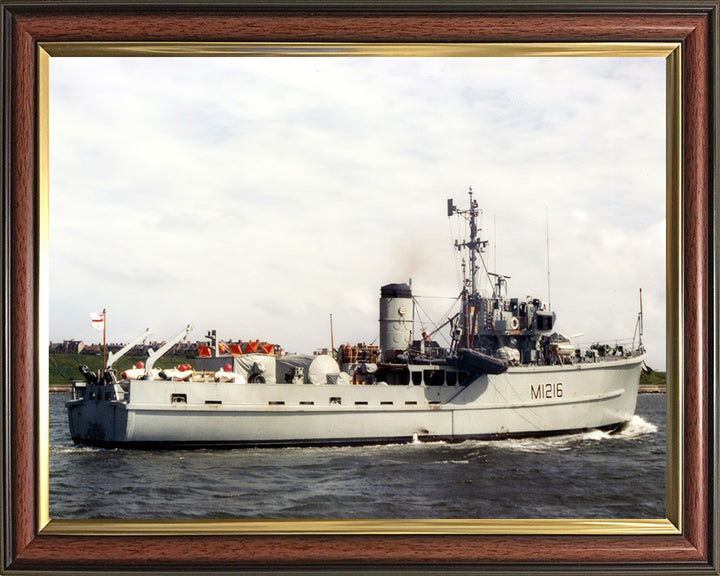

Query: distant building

[49,338,283,358]
[61,340,84,354]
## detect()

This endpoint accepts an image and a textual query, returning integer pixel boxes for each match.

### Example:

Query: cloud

[49,56,666,368]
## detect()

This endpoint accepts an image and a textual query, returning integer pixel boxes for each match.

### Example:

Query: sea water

[49,393,665,519]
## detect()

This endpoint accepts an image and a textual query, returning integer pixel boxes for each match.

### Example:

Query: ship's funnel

[379,283,413,362]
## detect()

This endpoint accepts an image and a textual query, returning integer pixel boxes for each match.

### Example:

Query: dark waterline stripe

[71,421,625,450]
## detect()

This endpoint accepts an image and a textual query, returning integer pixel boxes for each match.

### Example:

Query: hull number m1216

[531,383,563,399]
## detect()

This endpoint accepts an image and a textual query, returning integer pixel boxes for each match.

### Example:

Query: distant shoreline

[638,384,666,394]
[50,384,72,393]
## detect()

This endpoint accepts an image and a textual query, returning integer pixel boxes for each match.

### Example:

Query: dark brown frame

[1,1,717,573]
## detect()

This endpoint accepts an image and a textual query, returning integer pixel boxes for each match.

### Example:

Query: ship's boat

[455,348,508,375]
[67,188,646,448]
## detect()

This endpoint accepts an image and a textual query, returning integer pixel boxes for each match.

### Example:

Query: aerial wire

[546,207,551,310]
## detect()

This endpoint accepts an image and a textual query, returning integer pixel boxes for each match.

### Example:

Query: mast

[450,187,486,296]
[469,188,478,295]
[448,187,488,349]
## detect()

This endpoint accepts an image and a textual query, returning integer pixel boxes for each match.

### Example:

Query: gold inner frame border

[37,41,682,537]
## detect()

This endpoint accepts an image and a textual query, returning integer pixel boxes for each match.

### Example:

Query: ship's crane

[105,328,153,369]
[145,324,194,372]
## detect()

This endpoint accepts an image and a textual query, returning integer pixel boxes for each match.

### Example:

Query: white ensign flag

[90,312,104,331]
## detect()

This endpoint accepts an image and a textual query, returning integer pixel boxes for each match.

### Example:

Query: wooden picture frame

[1,1,717,573]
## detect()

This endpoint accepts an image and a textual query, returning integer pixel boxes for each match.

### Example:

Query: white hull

[67,355,643,448]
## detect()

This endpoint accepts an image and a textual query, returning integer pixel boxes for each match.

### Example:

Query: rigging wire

[411,295,461,347]
[412,298,448,346]
[412,294,461,300]
[546,207,552,310]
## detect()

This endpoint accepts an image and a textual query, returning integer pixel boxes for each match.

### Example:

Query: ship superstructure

[446,189,562,368]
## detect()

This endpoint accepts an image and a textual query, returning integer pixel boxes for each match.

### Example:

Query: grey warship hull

[67,354,643,448]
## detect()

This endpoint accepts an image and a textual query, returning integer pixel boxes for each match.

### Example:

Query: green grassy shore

[49,353,196,389]
[639,369,666,393]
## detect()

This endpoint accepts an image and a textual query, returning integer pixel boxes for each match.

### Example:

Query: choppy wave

[49,392,666,520]
[615,415,659,437]
[470,415,658,454]
[50,444,99,455]
[577,416,658,443]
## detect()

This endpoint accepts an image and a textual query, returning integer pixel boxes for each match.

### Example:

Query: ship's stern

[66,380,129,447]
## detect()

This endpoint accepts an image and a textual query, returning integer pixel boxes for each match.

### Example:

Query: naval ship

[67,188,646,448]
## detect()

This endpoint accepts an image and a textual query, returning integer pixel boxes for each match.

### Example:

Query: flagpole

[102,307,107,369]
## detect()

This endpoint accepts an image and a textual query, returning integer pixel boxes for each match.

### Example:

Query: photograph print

[48,54,667,520]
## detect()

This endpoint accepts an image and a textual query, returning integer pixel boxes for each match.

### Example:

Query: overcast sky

[49,56,666,369]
